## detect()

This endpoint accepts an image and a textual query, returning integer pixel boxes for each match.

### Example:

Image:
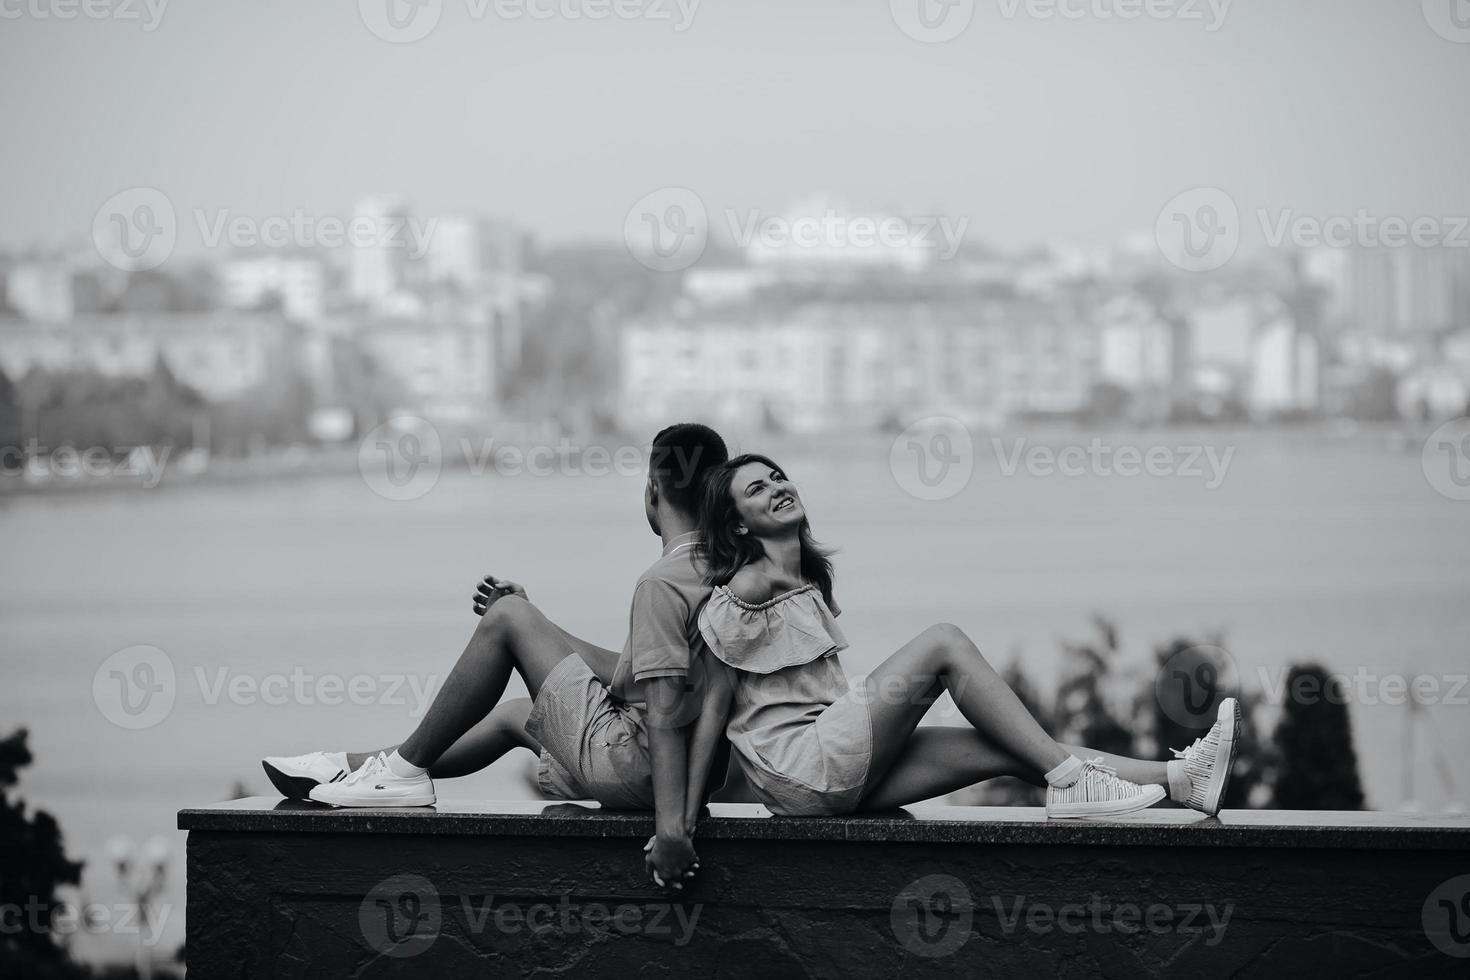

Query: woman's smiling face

[729,459,805,538]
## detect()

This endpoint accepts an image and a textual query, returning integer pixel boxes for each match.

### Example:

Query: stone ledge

[179,800,1470,977]
[179,797,1470,850]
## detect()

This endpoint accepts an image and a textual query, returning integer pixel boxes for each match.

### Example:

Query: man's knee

[490,698,533,737]
[476,595,534,638]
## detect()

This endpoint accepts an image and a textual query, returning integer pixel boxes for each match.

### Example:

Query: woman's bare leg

[858,623,1168,808]
[860,623,1068,789]
[856,727,1036,811]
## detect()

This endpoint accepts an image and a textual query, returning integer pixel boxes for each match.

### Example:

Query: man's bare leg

[395,595,582,769]
[349,699,539,778]
[474,578,621,684]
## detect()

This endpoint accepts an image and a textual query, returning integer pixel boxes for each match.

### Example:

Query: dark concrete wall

[182,806,1470,978]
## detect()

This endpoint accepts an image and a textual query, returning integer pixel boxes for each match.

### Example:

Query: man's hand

[643,833,699,890]
[472,575,528,616]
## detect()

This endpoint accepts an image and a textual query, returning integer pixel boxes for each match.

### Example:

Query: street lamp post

[106,834,171,980]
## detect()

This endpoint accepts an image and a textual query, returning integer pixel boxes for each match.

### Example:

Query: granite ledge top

[178,798,1470,850]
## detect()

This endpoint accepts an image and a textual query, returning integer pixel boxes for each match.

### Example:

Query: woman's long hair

[697,453,836,609]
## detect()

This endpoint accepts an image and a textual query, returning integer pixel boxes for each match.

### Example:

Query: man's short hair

[650,423,729,517]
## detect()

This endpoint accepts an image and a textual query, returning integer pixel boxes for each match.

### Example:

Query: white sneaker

[262,751,351,800]
[1046,759,1167,819]
[308,752,435,808]
[1171,697,1240,816]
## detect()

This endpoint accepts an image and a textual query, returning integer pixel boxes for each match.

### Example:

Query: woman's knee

[922,622,969,654]
[922,622,990,672]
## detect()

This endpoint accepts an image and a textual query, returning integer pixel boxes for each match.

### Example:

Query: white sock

[1044,755,1084,788]
[387,751,428,779]
[1166,759,1191,803]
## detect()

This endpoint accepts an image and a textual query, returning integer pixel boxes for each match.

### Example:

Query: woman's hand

[643,833,699,890]
[472,575,528,616]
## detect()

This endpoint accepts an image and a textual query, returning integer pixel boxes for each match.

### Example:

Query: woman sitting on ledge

[684,453,1240,820]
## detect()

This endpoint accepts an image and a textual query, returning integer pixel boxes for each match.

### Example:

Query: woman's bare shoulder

[725,565,775,603]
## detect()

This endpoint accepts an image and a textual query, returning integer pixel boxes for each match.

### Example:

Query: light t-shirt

[608,532,713,706]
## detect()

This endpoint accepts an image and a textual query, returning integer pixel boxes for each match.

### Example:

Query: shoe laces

[1052,758,1143,802]
[1079,758,1126,793]
[1171,724,1221,778]
[344,752,388,785]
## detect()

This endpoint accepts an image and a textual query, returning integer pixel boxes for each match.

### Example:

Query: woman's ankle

[1043,754,1083,788]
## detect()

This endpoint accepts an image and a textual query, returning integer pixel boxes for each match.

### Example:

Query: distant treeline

[0,338,408,458]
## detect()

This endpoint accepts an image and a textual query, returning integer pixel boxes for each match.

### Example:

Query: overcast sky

[2,0,1467,255]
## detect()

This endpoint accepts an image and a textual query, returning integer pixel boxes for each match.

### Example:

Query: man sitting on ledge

[262,422,733,889]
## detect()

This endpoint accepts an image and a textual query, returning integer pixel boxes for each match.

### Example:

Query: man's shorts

[525,654,655,810]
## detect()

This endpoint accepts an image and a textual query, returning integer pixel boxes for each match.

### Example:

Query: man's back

[609,532,712,705]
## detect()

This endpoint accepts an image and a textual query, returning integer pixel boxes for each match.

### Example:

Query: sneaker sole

[301,787,432,811]
[1200,698,1240,816]
[263,761,326,801]
[1047,784,1166,819]
[310,793,437,808]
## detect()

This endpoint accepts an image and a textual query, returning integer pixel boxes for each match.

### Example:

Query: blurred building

[352,316,497,424]
[0,312,288,401]
[422,214,522,288]
[1096,292,1173,414]
[5,258,74,323]
[348,195,410,305]
[1344,246,1470,336]
[1249,320,1319,416]
[619,301,1098,433]
[222,254,326,322]
[741,199,942,273]
[1190,298,1259,373]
